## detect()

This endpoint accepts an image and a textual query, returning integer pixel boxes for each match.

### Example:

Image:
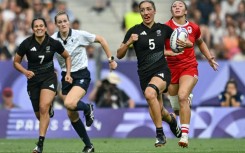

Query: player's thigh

[39,89,56,109]
[148,76,167,94]
[39,74,57,109]
[65,86,87,104]
[151,69,171,93]
[27,83,40,112]
[178,75,197,98]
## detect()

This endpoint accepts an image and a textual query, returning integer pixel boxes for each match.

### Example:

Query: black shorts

[61,68,91,95]
[27,72,57,112]
[139,68,171,93]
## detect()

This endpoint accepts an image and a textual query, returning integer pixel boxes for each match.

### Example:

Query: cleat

[49,102,54,118]
[188,94,193,109]
[154,134,166,147]
[32,144,43,153]
[178,134,188,148]
[82,145,95,153]
[169,113,182,138]
[84,104,94,127]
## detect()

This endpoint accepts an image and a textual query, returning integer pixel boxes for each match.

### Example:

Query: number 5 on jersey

[149,39,155,50]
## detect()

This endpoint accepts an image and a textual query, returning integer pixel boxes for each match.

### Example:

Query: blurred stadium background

[0,0,245,152]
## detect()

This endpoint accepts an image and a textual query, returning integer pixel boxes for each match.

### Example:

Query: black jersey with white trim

[123,23,173,76]
[17,35,65,75]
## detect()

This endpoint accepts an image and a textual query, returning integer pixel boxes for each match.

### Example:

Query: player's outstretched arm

[94,35,117,71]
[196,37,219,71]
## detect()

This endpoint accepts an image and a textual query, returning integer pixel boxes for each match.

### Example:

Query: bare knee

[64,100,77,110]
[178,94,188,107]
[144,89,157,103]
[39,104,49,115]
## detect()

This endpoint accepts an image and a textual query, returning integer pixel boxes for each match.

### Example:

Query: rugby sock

[71,118,91,146]
[38,136,45,146]
[75,101,89,111]
[156,127,164,137]
[181,124,189,135]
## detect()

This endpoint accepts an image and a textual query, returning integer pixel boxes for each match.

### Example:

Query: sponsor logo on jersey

[46,46,50,53]
[140,31,147,35]
[30,47,37,51]
[80,79,84,84]
[49,84,54,89]
[158,73,164,78]
[187,26,192,34]
[156,30,161,36]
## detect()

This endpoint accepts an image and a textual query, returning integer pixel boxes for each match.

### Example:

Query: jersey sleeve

[79,30,96,45]
[54,40,65,55]
[122,27,134,44]
[195,25,201,40]
[16,41,27,57]
[164,24,173,39]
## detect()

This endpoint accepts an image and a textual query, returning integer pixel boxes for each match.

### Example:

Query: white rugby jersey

[52,29,96,72]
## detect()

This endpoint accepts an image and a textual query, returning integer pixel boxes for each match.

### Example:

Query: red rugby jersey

[165,19,201,69]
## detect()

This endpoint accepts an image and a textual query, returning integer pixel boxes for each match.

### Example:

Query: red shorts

[170,66,198,84]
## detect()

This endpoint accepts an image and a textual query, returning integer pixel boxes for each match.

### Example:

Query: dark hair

[31,17,47,29]
[132,1,138,9]
[54,11,69,24]
[171,0,188,10]
[139,0,156,11]
[225,79,238,91]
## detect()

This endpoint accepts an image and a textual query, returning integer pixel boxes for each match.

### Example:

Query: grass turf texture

[0,138,245,153]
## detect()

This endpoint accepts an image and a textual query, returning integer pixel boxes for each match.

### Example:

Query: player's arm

[196,37,218,71]
[230,97,241,107]
[13,53,35,79]
[117,34,138,59]
[176,38,193,48]
[60,50,72,84]
[94,35,117,71]
[220,93,231,107]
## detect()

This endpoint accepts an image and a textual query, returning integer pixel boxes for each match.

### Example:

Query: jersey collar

[171,19,189,27]
[57,28,72,39]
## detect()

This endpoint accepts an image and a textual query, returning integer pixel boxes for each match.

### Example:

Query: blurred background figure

[50,0,75,22]
[89,72,135,109]
[91,0,110,15]
[86,44,96,59]
[121,1,142,60]
[0,87,18,109]
[218,79,244,107]
[71,18,81,30]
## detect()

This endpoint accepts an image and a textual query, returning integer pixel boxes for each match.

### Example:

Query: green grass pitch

[0,138,245,153]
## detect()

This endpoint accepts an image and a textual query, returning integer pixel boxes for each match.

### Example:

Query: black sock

[156,127,163,137]
[74,101,89,111]
[71,118,91,146]
[38,136,45,146]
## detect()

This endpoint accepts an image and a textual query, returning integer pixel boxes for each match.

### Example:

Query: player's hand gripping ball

[170,27,188,53]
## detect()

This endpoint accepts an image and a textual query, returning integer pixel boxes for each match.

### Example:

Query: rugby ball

[170,27,188,53]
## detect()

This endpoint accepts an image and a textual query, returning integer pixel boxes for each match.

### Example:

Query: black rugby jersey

[123,23,173,76]
[17,35,65,75]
